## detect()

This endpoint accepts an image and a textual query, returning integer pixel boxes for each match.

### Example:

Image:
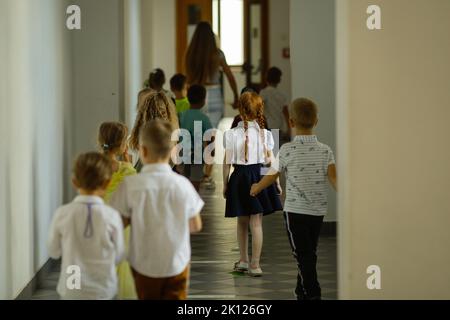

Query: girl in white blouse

[223,92,283,277]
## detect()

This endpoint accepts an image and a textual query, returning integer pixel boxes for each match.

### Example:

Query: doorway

[176,0,269,90]
[243,0,269,90]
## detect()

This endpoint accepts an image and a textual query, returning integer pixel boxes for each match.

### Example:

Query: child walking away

[231,87,268,129]
[250,98,337,300]
[110,120,203,300]
[130,91,179,172]
[170,73,190,114]
[260,67,291,144]
[179,85,214,191]
[98,122,137,300]
[47,153,124,300]
[223,92,283,277]
[138,68,173,107]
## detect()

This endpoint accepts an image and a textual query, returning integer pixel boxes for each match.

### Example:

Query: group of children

[48,66,337,301]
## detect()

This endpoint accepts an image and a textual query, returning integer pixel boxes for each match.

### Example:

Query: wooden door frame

[244,0,269,89]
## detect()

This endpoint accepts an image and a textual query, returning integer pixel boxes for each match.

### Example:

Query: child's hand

[276,182,283,196]
[250,184,260,197]
[223,183,228,199]
[231,97,239,110]
[123,146,132,163]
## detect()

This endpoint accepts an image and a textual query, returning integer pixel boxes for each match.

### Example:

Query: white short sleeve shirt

[223,121,275,165]
[276,135,335,216]
[47,195,124,300]
[109,164,204,278]
[260,86,288,132]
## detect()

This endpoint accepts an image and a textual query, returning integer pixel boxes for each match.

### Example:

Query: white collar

[294,135,318,143]
[74,195,104,205]
[141,163,172,173]
[237,120,260,129]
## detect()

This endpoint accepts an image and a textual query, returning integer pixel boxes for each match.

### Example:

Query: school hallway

[3,0,450,301]
[31,158,337,301]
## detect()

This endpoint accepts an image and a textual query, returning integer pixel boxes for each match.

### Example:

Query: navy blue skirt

[225,164,283,218]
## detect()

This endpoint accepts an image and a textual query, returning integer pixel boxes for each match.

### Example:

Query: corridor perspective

[1,0,450,302]
[32,152,337,300]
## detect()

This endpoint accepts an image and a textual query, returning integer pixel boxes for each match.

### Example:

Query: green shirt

[179,109,213,162]
[179,109,213,136]
[175,97,190,114]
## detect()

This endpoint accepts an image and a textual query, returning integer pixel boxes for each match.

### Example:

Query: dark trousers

[284,212,324,299]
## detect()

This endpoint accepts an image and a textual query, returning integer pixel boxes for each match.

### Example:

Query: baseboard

[321,221,336,237]
[15,259,57,300]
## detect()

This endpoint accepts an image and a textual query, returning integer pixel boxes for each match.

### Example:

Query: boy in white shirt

[110,119,203,300]
[260,67,291,144]
[251,98,337,300]
[48,152,125,300]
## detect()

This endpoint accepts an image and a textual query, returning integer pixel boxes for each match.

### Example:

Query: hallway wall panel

[0,0,11,300]
[69,0,124,200]
[337,0,450,299]
[290,0,337,221]
[0,0,73,299]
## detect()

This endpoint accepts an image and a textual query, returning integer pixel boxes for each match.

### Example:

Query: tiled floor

[32,118,337,300]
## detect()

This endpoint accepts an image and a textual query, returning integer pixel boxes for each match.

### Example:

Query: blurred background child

[98,122,137,300]
[130,91,179,171]
[138,68,172,107]
[170,73,190,114]
[260,67,291,145]
[179,85,214,191]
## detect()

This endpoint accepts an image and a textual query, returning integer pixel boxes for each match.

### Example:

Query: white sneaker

[248,267,263,277]
[234,261,249,272]
[202,177,216,190]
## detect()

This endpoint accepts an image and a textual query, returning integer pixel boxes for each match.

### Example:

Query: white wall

[290,0,337,221]
[269,0,291,101]
[0,0,72,299]
[122,0,177,126]
[337,0,450,299]
[140,0,176,88]
[124,0,144,129]
[0,0,11,299]
[70,0,124,200]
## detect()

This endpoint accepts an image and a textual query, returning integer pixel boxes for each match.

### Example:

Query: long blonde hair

[239,92,266,163]
[185,22,220,85]
[129,91,174,150]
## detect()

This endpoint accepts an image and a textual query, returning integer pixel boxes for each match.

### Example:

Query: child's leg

[237,216,250,263]
[204,163,213,177]
[284,213,324,299]
[161,266,189,300]
[192,181,201,191]
[131,268,164,300]
[249,213,263,268]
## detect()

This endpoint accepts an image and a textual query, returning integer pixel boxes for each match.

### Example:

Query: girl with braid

[223,92,282,277]
[98,122,137,299]
[130,91,179,171]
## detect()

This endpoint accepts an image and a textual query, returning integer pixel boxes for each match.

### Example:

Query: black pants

[284,212,324,300]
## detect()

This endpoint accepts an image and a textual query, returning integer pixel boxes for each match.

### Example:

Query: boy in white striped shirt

[250,98,337,300]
